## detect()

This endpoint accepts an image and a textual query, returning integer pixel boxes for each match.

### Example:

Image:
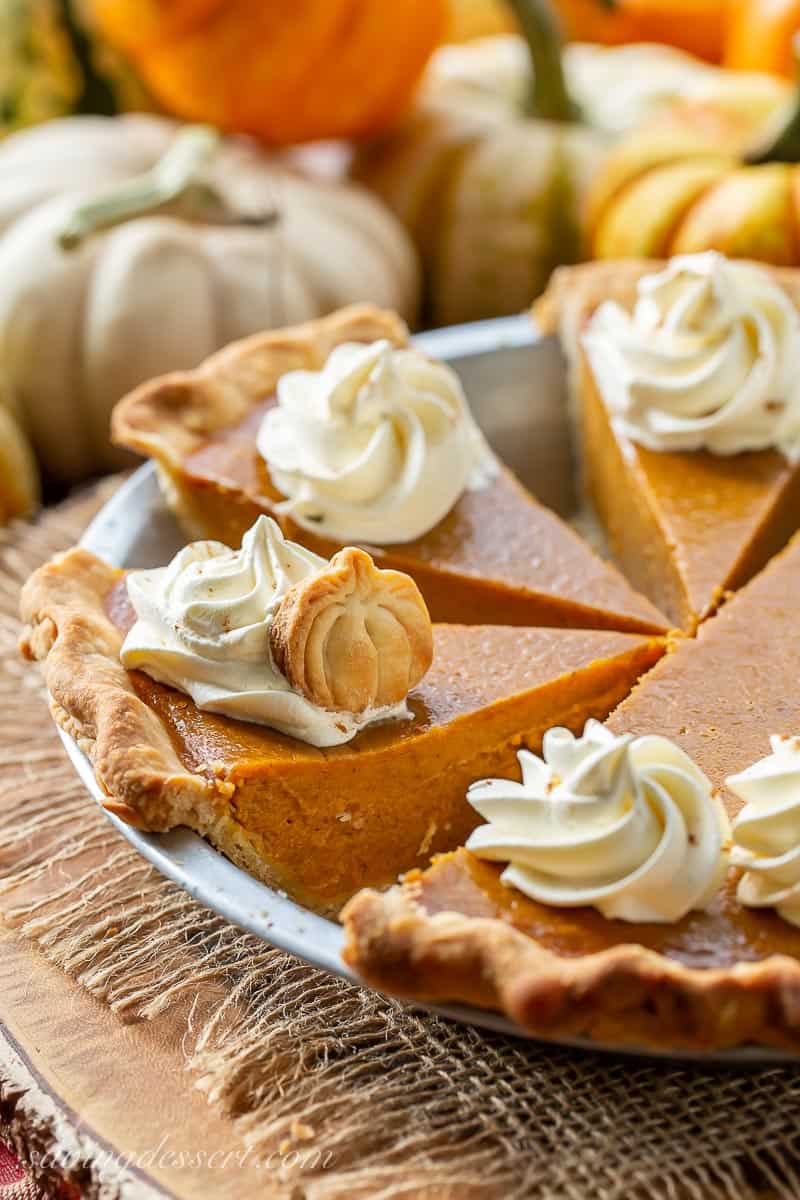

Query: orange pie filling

[413,849,800,971]
[343,527,800,1048]
[535,256,800,632]
[111,567,663,913]
[113,308,669,635]
[175,402,669,632]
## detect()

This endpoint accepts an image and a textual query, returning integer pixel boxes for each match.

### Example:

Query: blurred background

[1,0,800,517]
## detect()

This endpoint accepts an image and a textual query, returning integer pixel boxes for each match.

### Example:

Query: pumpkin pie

[534,257,800,631]
[343,529,800,1052]
[111,304,668,635]
[20,543,664,916]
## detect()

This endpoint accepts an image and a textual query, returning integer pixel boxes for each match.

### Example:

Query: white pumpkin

[355,36,606,328]
[0,115,420,482]
[355,35,788,326]
[432,37,790,137]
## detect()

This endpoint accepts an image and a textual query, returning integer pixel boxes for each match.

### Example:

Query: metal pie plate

[58,315,797,1064]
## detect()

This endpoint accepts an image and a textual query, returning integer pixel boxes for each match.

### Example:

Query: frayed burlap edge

[4,485,800,1200]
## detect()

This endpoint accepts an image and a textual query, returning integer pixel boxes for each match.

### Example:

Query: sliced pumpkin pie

[343,530,800,1052]
[111,304,668,635]
[535,254,800,631]
[20,517,664,916]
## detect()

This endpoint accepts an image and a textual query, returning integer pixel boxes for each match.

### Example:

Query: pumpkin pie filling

[105,575,663,913]
[576,349,800,632]
[535,257,800,631]
[342,529,800,1049]
[411,849,800,970]
[177,399,672,633]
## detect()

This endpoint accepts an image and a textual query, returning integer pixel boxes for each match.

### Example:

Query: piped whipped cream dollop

[465,719,731,923]
[583,252,800,459]
[728,735,800,927]
[120,516,411,748]
[256,339,496,544]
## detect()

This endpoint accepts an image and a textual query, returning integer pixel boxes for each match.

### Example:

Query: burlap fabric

[3,483,800,1200]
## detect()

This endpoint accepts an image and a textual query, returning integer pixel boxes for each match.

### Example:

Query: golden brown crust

[270,547,433,712]
[111,304,409,473]
[341,875,800,1053]
[19,548,233,833]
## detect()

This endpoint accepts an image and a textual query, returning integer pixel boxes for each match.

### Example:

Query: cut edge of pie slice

[20,545,665,916]
[111,303,670,637]
[343,530,800,1053]
[534,259,800,633]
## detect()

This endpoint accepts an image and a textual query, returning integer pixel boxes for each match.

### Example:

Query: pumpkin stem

[745,35,800,164]
[505,0,578,122]
[58,125,277,250]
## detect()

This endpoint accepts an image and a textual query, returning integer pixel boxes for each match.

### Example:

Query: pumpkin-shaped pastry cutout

[270,548,433,713]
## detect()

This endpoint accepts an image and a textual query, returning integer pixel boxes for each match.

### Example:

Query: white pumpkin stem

[506,0,578,123]
[58,125,276,249]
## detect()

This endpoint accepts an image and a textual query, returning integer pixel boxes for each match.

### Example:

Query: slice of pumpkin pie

[111,304,668,635]
[20,516,664,915]
[535,254,800,631]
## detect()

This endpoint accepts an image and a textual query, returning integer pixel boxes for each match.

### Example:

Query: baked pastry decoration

[535,254,800,630]
[112,305,669,634]
[20,516,664,913]
[119,515,432,746]
[343,528,800,1051]
[269,545,433,713]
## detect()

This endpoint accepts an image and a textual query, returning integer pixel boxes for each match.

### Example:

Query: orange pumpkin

[90,0,447,146]
[446,0,518,41]
[584,90,800,263]
[724,0,800,78]
[552,0,727,63]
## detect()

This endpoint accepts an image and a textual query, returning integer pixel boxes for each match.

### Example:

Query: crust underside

[341,879,800,1053]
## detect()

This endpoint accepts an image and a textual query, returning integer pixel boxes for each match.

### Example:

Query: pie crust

[342,849,800,1052]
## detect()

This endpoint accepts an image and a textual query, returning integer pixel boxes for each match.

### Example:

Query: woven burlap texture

[3,485,800,1200]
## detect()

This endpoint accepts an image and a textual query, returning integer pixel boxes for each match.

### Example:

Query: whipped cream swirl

[257,339,496,544]
[466,719,731,923]
[728,735,800,927]
[583,252,800,459]
[120,516,411,747]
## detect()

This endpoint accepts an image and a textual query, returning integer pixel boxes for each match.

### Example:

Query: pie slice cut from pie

[342,530,800,1052]
[534,259,800,632]
[20,547,664,916]
[111,305,669,636]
